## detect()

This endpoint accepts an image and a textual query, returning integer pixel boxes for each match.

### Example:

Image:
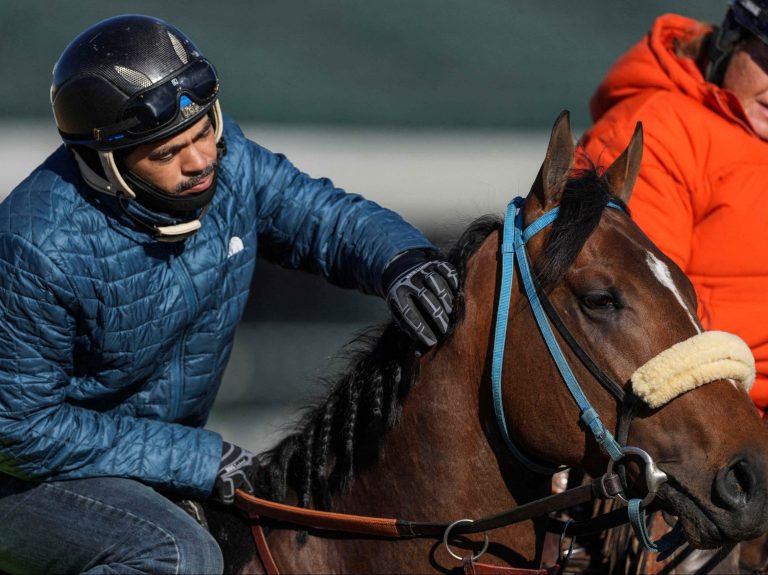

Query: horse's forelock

[537,168,617,288]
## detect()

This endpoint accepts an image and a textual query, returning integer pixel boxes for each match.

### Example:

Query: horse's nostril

[715,458,755,510]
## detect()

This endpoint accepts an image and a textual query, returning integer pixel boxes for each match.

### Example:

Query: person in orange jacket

[579,0,768,416]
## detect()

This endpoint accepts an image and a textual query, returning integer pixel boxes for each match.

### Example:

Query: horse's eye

[581,291,619,311]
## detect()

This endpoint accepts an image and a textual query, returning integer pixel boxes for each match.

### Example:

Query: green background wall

[2,1,726,128]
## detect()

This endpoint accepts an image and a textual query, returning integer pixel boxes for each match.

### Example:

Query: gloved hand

[212,441,258,505]
[383,250,460,347]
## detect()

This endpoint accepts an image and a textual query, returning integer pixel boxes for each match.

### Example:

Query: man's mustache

[176,161,217,193]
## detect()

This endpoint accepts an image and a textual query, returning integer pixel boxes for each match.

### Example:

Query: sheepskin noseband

[630,331,755,409]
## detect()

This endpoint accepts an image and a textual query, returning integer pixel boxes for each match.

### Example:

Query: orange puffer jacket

[579,14,768,412]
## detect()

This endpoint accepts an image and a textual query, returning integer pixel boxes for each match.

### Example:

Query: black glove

[383,250,460,347]
[212,441,257,505]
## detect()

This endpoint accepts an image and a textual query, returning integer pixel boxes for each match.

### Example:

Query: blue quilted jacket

[0,117,432,497]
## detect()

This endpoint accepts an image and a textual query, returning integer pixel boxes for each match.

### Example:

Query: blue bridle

[490,196,665,553]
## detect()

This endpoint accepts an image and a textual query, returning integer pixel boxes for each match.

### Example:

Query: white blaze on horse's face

[644,251,701,334]
[630,250,756,408]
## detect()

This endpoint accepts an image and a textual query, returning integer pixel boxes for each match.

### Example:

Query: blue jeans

[0,475,223,574]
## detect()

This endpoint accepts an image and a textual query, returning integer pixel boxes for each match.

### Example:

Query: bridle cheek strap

[631,331,755,409]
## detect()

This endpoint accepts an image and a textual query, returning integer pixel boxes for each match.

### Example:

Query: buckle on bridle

[596,471,624,500]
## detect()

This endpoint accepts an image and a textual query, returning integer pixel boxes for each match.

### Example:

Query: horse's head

[500,111,768,548]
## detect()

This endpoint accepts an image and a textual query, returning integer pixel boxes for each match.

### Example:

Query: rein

[236,473,625,539]
[235,473,630,574]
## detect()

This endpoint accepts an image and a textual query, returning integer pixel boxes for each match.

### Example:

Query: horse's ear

[530,110,575,210]
[602,121,643,203]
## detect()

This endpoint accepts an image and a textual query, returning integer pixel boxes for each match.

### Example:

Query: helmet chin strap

[121,166,218,214]
[73,101,224,241]
[115,195,208,243]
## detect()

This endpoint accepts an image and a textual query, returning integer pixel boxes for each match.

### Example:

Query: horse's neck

[328,230,548,560]
[322,347,547,571]
[266,231,549,572]
[336,349,504,516]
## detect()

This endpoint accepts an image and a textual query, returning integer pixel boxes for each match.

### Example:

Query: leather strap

[250,521,561,575]
[235,478,626,574]
[251,518,280,575]
[468,479,622,535]
[546,506,629,538]
[236,490,401,537]
[464,558,561,575]
[234,473,624,540]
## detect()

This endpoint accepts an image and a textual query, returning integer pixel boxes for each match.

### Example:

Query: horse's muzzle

[714,455,758,511]
[658,447,768,548]
[709,450,768,544]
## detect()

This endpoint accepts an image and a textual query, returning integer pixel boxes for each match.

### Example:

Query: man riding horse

[0,14,458,574]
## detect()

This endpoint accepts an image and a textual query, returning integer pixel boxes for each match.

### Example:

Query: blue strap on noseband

[490,196,661,552]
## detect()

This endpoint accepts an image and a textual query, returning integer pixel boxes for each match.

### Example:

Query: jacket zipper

[169,254,199,421]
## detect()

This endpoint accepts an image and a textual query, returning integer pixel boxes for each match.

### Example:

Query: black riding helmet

[51,14,224,240]
[708,0,768,84]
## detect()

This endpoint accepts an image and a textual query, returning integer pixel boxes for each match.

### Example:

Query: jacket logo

[228,236,244,258]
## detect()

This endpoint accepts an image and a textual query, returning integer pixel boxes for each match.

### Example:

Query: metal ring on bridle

[442,519,490,562]
[605,445,669,507]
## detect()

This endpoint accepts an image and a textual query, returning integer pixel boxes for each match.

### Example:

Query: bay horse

[202,111,768,574]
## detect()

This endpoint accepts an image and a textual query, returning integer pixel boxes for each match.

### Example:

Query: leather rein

[234,196,674,573]
[235,472,632,574]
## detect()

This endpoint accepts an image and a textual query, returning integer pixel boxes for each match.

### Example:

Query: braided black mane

[251,215,502,511]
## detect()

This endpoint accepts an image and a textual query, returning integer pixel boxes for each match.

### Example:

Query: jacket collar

[590,14,754,136]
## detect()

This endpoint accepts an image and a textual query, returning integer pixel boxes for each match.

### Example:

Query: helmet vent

[740,0,762,17]
[168,32,189,64]
[114,65,152,89]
